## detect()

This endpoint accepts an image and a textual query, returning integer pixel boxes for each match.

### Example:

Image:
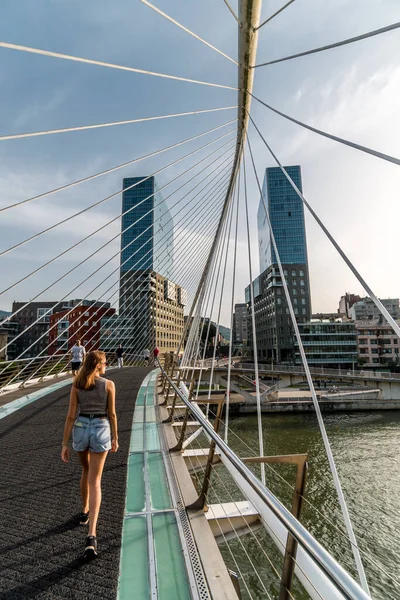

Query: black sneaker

[83,536,97,559]
[79,512,89,526]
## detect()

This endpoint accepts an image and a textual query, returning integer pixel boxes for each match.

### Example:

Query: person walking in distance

[153,346,160,365]
[61,351,118,559]
[115,344,124,369]
[143,348,150,367]
[70,339,86,376]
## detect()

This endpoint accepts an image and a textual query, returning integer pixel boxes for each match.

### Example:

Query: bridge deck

[0,367,148,599]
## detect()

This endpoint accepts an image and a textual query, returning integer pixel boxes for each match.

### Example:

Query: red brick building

[49,303,115,355]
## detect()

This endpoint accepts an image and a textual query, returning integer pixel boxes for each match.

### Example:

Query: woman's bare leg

[78,450,90,513]
[87,451,108,537]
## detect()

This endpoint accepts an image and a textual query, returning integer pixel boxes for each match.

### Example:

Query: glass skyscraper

[120,176,173,276]
[257,166,307,272]
[247,165,311,363]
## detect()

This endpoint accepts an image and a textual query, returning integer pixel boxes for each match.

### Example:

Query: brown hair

[74,350,106,390]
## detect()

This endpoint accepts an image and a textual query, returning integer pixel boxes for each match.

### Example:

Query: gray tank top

[77,377,108,415]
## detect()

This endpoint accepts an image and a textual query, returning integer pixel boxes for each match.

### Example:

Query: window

[300,279,305,286]
[292,288,297,296]
[299,270,304,276]
[292,279,297,286]
[291,270,296,276]
[283,270,288,276]
[302,308,307,315]
[293,298,298,305]
[301,298,306,305]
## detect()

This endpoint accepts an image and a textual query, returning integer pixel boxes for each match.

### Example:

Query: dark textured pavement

[0,367,149,599]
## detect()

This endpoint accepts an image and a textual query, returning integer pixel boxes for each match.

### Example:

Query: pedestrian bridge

[0,366,374,599]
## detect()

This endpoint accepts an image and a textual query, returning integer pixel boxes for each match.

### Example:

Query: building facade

[246,264,312,362]
[49,301,115,354]
[247,166,311,363]
[257,166,307,272]
[119,176,173,316]
[111,271,185,355]
[338,293,362,317]
[294,320,358,367]
[349,297,400,322]
[0,320,18,360]
[356,320,400,367]
[233,303,248,347]
[11,301,66,359]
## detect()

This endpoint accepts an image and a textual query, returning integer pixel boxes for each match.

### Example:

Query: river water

[208,410,400,599]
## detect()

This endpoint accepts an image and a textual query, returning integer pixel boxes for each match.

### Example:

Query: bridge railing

[236,362,400,380]
[160,363,371,600]
[0,354,70,392]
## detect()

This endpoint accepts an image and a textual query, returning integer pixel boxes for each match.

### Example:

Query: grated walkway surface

[0,367,149,600]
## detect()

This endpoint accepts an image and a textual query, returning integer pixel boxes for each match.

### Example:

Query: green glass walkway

[118,370,193,600]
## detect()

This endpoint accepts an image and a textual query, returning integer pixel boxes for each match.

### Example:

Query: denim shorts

[72,416,112,453]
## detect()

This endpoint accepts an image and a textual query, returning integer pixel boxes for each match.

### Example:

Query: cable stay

[0,175,230,387]
[0,41,238,90]
[253,20,400,66]
[256,0,296,31]
[1,158,233,361]
[0,157,233,369]
[242,155,265,485]
[0,135,235,296]
[140,0,238,65]
[246,132,370,594]
[250,93,400,166]
[0,125,236,258]
[0,149,234,357]
[224,172,240,443]
[0,106,237,142]
[222,0,241,26]
[24,192,227,386]
[0,118,236,214]
[248,112,400,341]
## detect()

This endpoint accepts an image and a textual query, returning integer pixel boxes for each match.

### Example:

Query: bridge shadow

[0,516,81,556]
[0,555,92,599]
[0,391,69,441]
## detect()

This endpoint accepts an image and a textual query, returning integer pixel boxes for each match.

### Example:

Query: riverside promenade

[0,367,148,599]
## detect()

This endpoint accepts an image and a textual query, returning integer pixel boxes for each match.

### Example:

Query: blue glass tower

[257,166,307,272]
[120,176,173,276]
[247,165,311,364]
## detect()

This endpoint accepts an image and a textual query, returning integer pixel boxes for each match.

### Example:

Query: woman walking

[61,351,118,559]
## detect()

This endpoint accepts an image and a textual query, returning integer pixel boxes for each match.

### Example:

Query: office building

[119,176,173,315]
[247,166,311,363]
[233,303,248,349]
[356,320,400,367]
[114,271,185,355]
[294,319,358,368]
[257,166,307,272]
[349,297,400,323]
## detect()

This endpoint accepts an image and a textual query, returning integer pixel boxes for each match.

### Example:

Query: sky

[0,0,399,328]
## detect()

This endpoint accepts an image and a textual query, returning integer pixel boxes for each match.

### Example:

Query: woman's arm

[107,380,119,452]
[61,385,78,462]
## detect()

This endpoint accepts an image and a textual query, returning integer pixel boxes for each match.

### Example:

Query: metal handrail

[159,362,371,600]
